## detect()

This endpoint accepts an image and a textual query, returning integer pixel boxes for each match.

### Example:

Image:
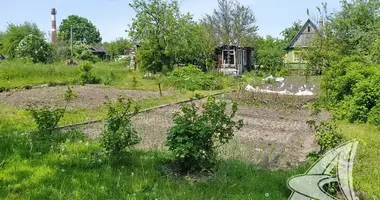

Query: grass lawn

[340,123,380,199]
[0,136,309,200]
[0,61,241,91]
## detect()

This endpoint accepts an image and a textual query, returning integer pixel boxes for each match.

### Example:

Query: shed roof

[90,45,106,53]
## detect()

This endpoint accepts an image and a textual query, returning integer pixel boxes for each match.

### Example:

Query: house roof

[215,45,254,51]
[90,45,106,53]
[286,19,318,50]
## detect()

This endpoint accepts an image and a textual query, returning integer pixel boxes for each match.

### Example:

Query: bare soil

[61,100,329,169]
[0,85,171,109]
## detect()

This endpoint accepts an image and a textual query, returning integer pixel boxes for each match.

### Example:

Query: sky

[0,0,342,42]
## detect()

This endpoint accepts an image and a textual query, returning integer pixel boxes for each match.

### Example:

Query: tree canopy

[15,34,52,63]
[58,15,102,44]
[128,0,214,73]
[0,22,44,58]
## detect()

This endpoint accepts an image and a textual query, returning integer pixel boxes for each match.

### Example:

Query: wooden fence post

[158,83,162,97]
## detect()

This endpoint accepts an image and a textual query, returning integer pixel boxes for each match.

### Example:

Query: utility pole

[70,25,73,59]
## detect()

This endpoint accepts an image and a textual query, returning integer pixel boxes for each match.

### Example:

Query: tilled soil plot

[0,85,171,108]
[61,100,328,170]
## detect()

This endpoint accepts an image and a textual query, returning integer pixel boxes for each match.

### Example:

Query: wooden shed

[215,45,254,75]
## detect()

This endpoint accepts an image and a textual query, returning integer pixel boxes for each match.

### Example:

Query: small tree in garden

[101,97,141,163]
[27,87,76,152]
[307,120,343,157]
[166,96,243,172]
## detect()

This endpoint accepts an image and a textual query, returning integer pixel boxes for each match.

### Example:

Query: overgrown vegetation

[306,120,343,157]
[166,97,243,172]
[162,65,225,91]
[101,97,140,163]
[79,62,101,84]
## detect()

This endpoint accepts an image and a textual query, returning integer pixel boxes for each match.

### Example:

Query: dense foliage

[73,42,100,63]
[166,96,243,172]
[163,65,224,91]
[15,34,52,63]
[104,38,133,59]
[129,0,215,73]
[255,36,285,74]
[59,15,102,44]
[0,22,44,58]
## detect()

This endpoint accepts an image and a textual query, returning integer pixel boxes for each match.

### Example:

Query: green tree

[129,0,199,73]
[58,15,102,44]
[104,38,132,59]
[0,22,44,58]
[329,0,380,56]
[255,36,285,74]
[15,35,53,63]
[281,20,302,45]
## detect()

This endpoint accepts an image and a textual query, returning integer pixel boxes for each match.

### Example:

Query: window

[223,50,235,66]
[307,26,311,32]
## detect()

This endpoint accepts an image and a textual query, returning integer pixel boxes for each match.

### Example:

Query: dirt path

[0,85,171,109]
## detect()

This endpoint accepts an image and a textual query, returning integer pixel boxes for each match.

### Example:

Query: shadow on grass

[0,137,310,200]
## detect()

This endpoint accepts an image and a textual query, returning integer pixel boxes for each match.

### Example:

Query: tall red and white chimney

[51,8,57,44]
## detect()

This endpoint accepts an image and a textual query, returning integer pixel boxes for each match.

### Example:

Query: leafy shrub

[0,22,44,58]
[275,68,290,77]
[320,56,380,124]
[166,97,243,172]
[79,62,101,84]
[15,34,53,63]
[27,107,65,152]
[368,103,380,126]
[73,42,100,63]
[101,97,141,163]
[163,65,224,91]
[307,120,343,155]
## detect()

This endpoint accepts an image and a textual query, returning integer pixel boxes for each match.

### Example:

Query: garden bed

[0,85,172,109]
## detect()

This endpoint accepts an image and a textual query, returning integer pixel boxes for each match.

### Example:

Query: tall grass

[0,61,161,90]
[0,60,79,88]
[340,123,380,199]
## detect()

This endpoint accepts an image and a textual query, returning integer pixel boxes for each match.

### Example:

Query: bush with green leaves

[73,42,100,63]
[163,65,224,91]
[27,107,65,152]
[101,97,141,163]
[79,62,101,84]
[307,120,343,156]
[320,56,380,124]
[0,22,44,58]
[15,34,53,63]
[166,96,243,172]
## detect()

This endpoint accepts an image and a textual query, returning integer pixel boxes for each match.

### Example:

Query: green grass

[0,90,222,133]
[0,60,241,91]
[340,123,380,199]
[0,136,309,200]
